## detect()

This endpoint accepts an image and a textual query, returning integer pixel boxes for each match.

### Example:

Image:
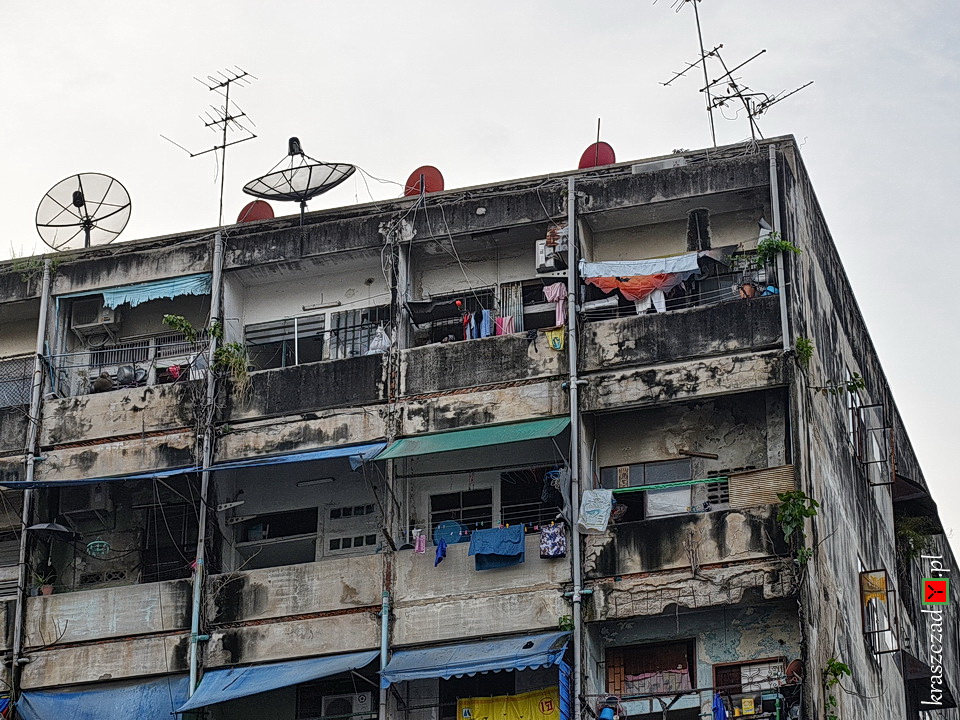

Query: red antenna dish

[404,166,444,196]
[578,142,616,169]
[237,200,275,223]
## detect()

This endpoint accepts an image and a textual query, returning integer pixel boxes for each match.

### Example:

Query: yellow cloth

[457,687,561,720]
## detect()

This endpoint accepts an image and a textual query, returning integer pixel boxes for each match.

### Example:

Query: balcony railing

[47,333,209,397]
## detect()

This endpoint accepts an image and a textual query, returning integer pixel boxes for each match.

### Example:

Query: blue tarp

[176,650,379,712]
[101,274,212,309]
[210,442,387,472]
[18,675,188,720]
[0,465,200,489]
[380,631,570,688]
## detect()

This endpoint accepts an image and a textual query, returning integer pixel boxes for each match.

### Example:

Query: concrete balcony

[580,295,782,373]
[391,534,571,647]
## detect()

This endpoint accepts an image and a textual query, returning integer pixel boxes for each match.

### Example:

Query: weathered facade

[0,136,956,720]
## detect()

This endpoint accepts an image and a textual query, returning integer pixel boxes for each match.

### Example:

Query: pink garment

[414,535,426,554]
[543,283,568,325]
[495,316,516,335]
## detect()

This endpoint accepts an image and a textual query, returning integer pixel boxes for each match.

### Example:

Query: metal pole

[768,145,790,352]
[188,231,224,694]
[691,0,717,148]
[378,590,390,720]
[11,258,53,695]
[566,177,584,718]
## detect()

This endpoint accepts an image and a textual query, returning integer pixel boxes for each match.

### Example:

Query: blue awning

[56,273,212,308]
[211,442,387,472]
[176,650,379,713]
[18,675,188,720]
[380,631,570,688]
[0,465,200,489]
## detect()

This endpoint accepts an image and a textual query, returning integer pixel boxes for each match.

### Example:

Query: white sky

[2,1,957,556]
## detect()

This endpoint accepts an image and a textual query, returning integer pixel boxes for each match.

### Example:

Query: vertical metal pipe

[293,316,300,366]
[378,590,390,720]
[768,145,790,352]
[11,259,53,695]
[565,177,584,717]
[189,231,224,694]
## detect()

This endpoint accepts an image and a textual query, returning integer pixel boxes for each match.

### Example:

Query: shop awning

[0,464,200,489]
[176,650,379,713]
[17,675,188,720]
[380,631,570,687]
[211,442,387,472]
[375,418,569,462]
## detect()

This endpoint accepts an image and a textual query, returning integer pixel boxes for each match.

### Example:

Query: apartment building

[0,136,955,720]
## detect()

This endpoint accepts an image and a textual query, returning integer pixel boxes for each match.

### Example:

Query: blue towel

[468,526,525,570]
[434,538,447,567]
[712,692,727,720]
[480,309,492,338]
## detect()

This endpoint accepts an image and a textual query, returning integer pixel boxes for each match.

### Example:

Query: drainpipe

[768,145,790,353]
[11,259,52,696]
[378,590,390,720]
[188,231,224,694]
[565,177,584,718]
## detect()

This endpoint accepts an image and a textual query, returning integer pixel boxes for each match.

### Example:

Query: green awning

[376,417,570,461]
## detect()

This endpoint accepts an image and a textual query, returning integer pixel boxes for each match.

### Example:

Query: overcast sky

[2,1,957,556]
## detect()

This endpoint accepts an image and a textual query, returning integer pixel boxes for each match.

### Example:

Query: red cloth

[585,273,685,302]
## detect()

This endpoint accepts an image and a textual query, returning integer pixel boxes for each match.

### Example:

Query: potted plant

[32,567,57,596]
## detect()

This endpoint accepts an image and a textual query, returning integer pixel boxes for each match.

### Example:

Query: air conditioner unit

[60,483,113,520]
[321,692,373,719]
[70,298,119,340]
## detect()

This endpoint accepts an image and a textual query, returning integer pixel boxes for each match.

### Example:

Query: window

[500,467,563,528]
[236,508,319,543]
[606,641,695,696]
[714,659,784,694]
[141,504,199,583]
[246,314,326,370]
[411,290,496,345]
[429,489,493,542]
[600,459,692,490]
[600,459,693,520]
[328,534,378,552]
[860,568,899,654]
[854,404,894,486]
[0,355,34,407]
[330,504,375,519]
[329,305,391,359]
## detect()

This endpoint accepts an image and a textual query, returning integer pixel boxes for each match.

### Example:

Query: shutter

[728,465,796,508]
[500,282,524,332]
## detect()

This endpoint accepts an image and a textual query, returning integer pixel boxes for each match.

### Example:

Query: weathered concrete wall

[21,634,189,688]
[205,611,380,667]
[391,536,568,647]
[401,334,565,395]
[24,579,191,646]
[583,506,787,578]
[0,263,39,305]
[581,350,787,413]
[34,431,195,482]
[208,555,382,624]
[580,296,781,372]
[230,355,385,421]
[216,407,388,461]
[39,382,198,446]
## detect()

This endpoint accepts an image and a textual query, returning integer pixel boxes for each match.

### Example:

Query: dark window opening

[412,290,496,346]
[430,489,493,542]
[330,306,391,359]
[500,467,563,529]
[606,641,696,697]
[141,504,199,583]
[236,508,319,543]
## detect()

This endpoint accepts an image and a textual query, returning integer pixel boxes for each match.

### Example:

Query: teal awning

[56,273,212,308]
[375,418,570,461]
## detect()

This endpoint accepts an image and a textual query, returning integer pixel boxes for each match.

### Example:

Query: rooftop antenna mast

[161,67,258,227]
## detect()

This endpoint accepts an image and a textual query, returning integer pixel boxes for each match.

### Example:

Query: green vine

[11,255,63,284]
[810,372,865,397]
[163,315,249,391]
[894,515,938,566]
[777,490,820,565]
[823,657,851,720]
[795,336,814,370]
[162,314,202,344]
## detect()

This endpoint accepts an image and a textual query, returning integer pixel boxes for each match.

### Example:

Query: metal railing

[0,355,33,408]
[47,333,209,398]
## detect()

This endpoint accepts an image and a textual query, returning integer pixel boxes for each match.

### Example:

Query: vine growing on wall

[809,372,865,397]
[794,336,814,370]
[823,657,851,720]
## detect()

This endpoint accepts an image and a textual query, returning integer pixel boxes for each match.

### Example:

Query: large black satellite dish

[242,137,355,225]
[35,173,131,251]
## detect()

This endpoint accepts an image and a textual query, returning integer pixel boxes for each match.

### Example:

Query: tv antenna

[161,67,257,227]
[242,137,356,227]
[35,173,131,251]
[660,0,812,147]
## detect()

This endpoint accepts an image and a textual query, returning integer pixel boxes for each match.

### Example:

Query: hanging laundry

[539,524,567,559]
[468,525,525,570]
[543,283,568,325]
[413,529,426,554]
[585,272,691,303]
[434,538,447,567]
[495,315,515,335]
[543,327,565,351]
[634,288,667,314]
[480,309,492,338]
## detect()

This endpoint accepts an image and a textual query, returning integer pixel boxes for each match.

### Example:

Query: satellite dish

[578,142,616,169]
[35,173,131,251]
[237,199,275,223]
[242,137,355,225]
[404,166,444,196]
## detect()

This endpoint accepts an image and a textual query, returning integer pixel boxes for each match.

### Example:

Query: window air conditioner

[70,298,119,340]
[60,483,114,519]
[321,692,373,719]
